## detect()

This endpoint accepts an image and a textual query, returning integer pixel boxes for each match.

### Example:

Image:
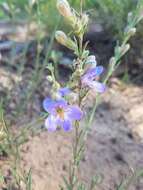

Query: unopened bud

[85,55,97,70]
[86,55,97,65]
[55,31,68,46]
[55,30,76,50]
[57,0,73,18]
[46,76,53,83]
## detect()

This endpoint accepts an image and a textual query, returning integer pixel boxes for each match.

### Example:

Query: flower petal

[81,75,89,86]
[55,99,68,108]
[45,115,58,132]
[62,120,72,131]
[66,106,83,121]
[86,66,104,78]
[88,81,106,93]
[58,87,71,97]
[43,98,56,113]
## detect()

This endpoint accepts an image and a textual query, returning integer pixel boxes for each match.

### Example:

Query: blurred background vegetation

[0,0,139,39]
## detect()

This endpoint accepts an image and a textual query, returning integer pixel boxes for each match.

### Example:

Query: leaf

[63,176,72,190]
[26,169,32,190]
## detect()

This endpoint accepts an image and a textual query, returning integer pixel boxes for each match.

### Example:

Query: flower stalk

[42,0,143,189]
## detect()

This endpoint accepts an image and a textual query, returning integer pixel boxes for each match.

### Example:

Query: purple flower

[81,66,106,93]
[58,87,71,97]
[43,98,83,132]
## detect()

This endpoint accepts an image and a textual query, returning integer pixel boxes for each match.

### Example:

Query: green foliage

[92,0,137,38]
[117,170,143,190]
[46,0,139,38]
[0,0,139,38]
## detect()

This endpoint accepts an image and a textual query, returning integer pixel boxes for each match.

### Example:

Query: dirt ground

[16,80,143,190]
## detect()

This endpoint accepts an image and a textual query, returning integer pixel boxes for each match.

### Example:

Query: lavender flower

[58,87,71,97]
[43,98,83,132]
[81,66,106,93]
[54,87,71,100]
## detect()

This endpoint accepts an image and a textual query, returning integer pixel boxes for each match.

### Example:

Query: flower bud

[86,55,97,66]
[46,76,53,83]
[55,30,76,50]
[57,0,73,18]
[55,31,68,46]
[85,55,97,70]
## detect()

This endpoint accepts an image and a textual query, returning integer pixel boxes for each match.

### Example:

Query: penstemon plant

[42,0,143,189]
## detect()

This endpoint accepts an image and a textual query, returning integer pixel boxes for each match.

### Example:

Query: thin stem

[80,0,83,15]
[68,74,83,189]
[70,123,79,188]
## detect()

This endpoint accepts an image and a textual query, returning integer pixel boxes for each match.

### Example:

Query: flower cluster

[43,58,105,132]
[81,65,106,93]
[43,0,106,132]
